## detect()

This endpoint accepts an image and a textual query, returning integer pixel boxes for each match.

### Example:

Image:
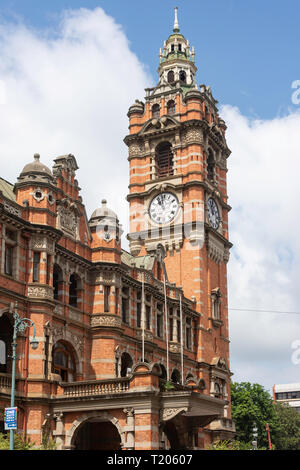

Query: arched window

[120,352,133,377]
[159,364,167,380]
[52,341,76,382]
[0,341,6,367]
[69,273,81,307]
[155,142,174,178]
[185,317,192,349]
[53,264,63,301]
[207,149,215,181]
[199,378,206,391]
[167,70,175,84]
[152,104,160,118]
[171,369,181,385]
[179,70,186,83]
[167,100,175,115]
[211,288,221,320]
[0,314,13,373]
[214,381,221,398]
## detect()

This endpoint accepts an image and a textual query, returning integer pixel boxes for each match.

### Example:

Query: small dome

[20,154,52,177]
[89,199,118,227]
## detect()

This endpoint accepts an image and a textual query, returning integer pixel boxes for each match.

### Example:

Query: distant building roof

[121,250,154,271]
[0,177,15,201]
[274,383,300,392]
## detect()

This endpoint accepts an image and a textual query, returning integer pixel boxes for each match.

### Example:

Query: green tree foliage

[231,381,300,450]
[0,432,34,450]
[208,439,254,450]
[272,402,300,450]
[0,432,57,450]
[231,382,280,448]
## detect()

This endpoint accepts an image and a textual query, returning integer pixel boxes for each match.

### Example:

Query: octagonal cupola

[158,7,197,90]
[14,154,57,225]
[17,153,54,185]
[89,199,122,263]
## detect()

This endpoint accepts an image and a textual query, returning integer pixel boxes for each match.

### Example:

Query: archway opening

[51,340,76,382]
[171,368,181,384]
[0,313,13,373]
[120,352,133,377]
[53,264,63,301]
[155,142,174,178]
[73,419,121,450]
[161,421,181,450]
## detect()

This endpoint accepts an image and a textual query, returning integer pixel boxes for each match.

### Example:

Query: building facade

[0,9,235,450]
[273,383,300,414]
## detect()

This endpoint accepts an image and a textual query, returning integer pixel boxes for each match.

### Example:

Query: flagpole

[179,292,184,385]
[163,264,169,381]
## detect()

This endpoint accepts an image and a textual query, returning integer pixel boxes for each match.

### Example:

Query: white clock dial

[207,197,220,230]
[149,192,179,224]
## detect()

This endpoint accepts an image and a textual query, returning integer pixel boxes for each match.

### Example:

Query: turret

[89,199,122,263]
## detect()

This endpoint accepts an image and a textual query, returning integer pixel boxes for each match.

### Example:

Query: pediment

[139,115,180,135]
[150,80,174,96]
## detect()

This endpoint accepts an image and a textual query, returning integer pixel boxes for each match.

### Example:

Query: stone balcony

[61,377,131,398]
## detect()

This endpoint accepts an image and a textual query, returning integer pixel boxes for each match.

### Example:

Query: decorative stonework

[183,128,203,145]
[49,325,84,359]
[3,201,21,218]
[206,232,225,264]
[57,205,78,237]
[27,284,53,299]
[223,247,230,263]
[30,235,55,253]
[30,187,45,202]
[136,329,153,343]
[53,304,63,316]
[129,142,144,157]
[169,342,181,353]
[91,314,122,328]
[160,407,188,422]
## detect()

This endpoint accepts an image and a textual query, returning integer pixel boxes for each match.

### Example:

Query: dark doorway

[73,420,121,450]
[162,421,181,449]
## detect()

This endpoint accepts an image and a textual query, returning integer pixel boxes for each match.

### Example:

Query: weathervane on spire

[173,6,180,32]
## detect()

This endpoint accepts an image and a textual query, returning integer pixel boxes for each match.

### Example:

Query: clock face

[149,192,179,224]
[207,197,220,230]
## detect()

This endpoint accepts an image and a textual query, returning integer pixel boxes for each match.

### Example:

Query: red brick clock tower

[125,7,233,421]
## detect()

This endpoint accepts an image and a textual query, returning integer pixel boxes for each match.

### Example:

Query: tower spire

[173,6,180,32]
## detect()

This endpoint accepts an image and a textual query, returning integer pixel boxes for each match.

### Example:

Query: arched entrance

[161,420,181,449]
[73,419,122,450]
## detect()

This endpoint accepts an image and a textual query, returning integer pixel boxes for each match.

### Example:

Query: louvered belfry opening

[155,142,174,178]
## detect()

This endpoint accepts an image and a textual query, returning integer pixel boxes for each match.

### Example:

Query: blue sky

[0,1,299,394]
[0,0,299,119]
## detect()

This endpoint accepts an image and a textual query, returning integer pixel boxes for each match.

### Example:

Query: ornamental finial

[173,6,180,32]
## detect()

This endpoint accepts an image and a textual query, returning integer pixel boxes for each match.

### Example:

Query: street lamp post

[9,302,39,451]
[252,423,258,450]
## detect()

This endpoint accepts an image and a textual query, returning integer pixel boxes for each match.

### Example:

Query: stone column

[123,408,135,450]
[53,412,65,450]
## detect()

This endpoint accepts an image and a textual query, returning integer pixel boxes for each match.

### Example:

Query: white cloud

[0,7,153,237]
[221,105,300,391]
